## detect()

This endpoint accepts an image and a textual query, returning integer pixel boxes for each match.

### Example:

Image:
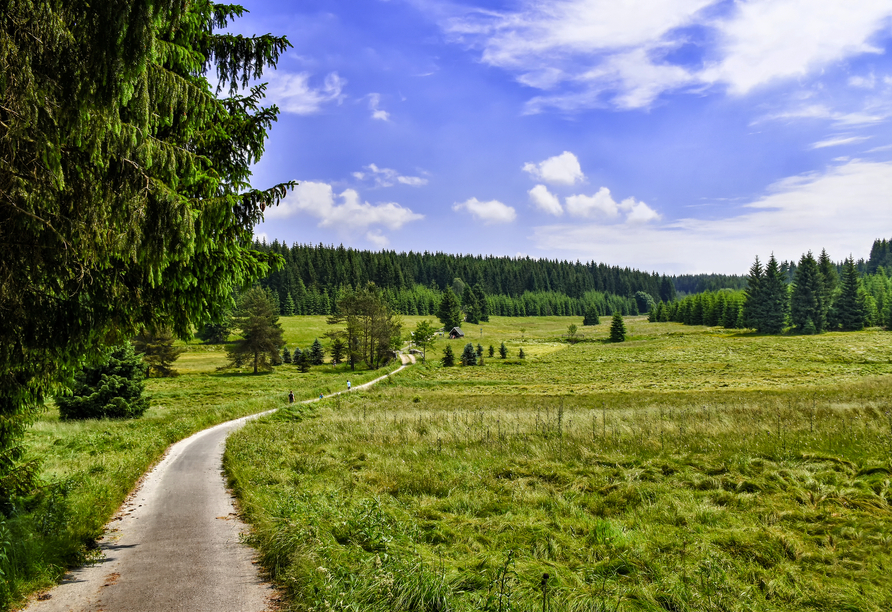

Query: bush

[56,343,149,419]
[499,342,508,359]
[583,304,600,326]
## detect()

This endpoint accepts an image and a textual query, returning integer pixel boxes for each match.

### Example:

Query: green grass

[1,325,398,609]
[224,317,892,612]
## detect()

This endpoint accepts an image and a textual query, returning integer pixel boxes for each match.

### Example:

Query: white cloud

[532,160,892,273]
[266,72,345,114]
[849,73,877,89]
[529,184,563,215]
[369,93,390,121]
[267,181,423,232]
[356,163,428,187]
[522,151,585,185]
[453,197,517,224]
[565,187,621,218]
[437,0,892,111]
[366,230,390,248]
[253,232,269,244]
[811,135,872,149]
[702,2,891,95]
[563,187,659,223]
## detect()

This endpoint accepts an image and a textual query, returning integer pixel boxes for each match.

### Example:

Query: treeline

[648,290,746,328]
[269,283,641,319]
[255,242,684,316]
[662,244,892,333]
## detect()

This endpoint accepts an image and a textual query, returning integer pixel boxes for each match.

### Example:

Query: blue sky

[238,0,892,274]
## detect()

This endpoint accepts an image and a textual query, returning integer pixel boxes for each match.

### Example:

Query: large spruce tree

[437,288,463,330]
[835,257,867,331]
[790,251,826,334]
[760,255,789,334]
[226,287,286,374]
[1,1,292,497]
[742,256,764,330]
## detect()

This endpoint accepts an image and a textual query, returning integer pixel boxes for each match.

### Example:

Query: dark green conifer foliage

[309,339,325,366]
[634,291,655,314]
[437,289,463,331]
[56,344,149,420]
[441,345,455,367]
[583,304,600,326]
[659,276,677,302]
[226,287,286,374]
[609,312,626,342]
[760,255,789,334]
[461,343,477,366]
[791,251,826,333]
[1,0,293,496]
[282,293,296,316]
[197,319,232,344]
[474,283,490,322]
[836,257,867,331]
[476,344,484,357]
[329,338,345,365]
[133,327,185,377]
[743,256,764,330]
[488,345,495,358]
[518,348,526,359]
[499,342,508,359]
[297,350,311,373]
[461,285,479,324]
[282,347,292,364]
[292,347,303,365]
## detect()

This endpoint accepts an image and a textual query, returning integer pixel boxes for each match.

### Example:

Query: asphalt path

[25,361,410,612]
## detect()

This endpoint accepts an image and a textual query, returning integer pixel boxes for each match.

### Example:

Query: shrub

[56,343,149,420]
[499,342,508,359]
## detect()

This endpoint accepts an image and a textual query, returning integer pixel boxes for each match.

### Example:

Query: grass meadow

[2,318,395,608]
[224,316,892,612]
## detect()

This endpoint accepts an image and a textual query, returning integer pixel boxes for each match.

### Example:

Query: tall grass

[225,322,892,612]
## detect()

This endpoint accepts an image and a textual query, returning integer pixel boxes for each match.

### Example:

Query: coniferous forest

[252,239,892,329]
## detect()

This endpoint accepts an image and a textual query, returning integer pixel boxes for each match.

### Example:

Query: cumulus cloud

[529,184,563,215]
[369,93,390,121]
[266,72,345,114]
[267,181,423,232]
[355,163,428,187]
[522,151,585,185]
[532,160,892,273]
[564,187,659,223]
[437,0,892,111]
[453,198,517,224]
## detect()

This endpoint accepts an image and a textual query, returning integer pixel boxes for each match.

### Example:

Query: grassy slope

[4,317,395,608]
[225,317,892,612]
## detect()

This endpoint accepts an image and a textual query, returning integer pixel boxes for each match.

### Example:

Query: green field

[224,316,892,612]
[4,319,396,608]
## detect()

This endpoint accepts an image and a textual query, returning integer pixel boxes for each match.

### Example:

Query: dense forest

[252,239,890,322]
[660,240,892,332]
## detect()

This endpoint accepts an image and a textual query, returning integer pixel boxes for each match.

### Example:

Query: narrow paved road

[25,364,408,612]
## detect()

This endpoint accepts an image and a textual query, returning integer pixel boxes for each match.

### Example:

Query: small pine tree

[499,342,508,359]
[609,312,626,342]
[518,348,525,359]
[282,347,292,364]
[583,304,600,326]
[836,256,867,331]
[476,343,483,357]
[442,344,455,367]
[57,343,149,420]
[461,343,477,366]
[309,338,325,365]
[437,289,463,331]
[887,303,892,330]
[295,349,311,372]
[292,347,303,365]
[329,337,345,365]
[282,293,296,317]
[488,344,494,358]
[133,326,184,377]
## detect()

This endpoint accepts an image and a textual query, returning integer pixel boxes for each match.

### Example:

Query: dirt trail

[25,364,408,612]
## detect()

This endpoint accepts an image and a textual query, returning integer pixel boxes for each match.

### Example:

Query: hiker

[288,390,294,404]
[347,380,351,390]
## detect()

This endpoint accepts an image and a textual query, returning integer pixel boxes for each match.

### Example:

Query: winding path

[25,361,410,612]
